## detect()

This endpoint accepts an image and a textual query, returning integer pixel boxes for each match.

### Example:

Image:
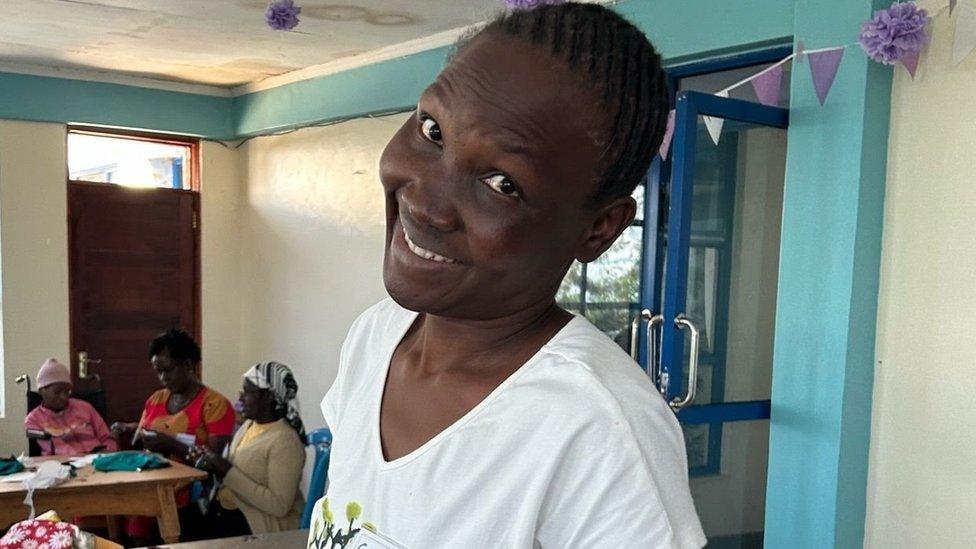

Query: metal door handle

[630,310,654,359]
[630,310,666,394]
[647,314,665,396]
[78,351,102,379]
[670,315,700,410]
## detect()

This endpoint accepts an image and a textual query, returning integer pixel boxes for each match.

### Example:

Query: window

[67,129,199,190]
[556,185,644,351]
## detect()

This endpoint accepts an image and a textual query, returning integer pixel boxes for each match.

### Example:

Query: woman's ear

[575,195,637,263]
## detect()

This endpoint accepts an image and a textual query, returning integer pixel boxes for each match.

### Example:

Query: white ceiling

[0,0,499,91]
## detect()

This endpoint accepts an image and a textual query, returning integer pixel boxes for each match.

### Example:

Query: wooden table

[0,456,206,544]
[140,528,309,548]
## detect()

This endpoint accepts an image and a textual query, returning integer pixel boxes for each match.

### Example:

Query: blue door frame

[660,91,788,418]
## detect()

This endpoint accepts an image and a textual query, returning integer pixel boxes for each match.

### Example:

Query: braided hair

[465,2,669,203]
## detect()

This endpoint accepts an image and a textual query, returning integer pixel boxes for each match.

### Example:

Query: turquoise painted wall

[765,0,891,547]
[0,0,794,140]
[234,0,794,136]
[233,47,448,137]
[0,72,233,138]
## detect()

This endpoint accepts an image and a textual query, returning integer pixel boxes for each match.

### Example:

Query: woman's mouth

[402,227,458,264]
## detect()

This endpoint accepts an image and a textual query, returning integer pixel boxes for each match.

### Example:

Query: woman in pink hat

[23,358,117,456]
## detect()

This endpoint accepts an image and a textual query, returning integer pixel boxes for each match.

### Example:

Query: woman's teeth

[403,228,457,264]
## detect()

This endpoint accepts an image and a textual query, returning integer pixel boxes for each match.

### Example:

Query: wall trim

[0,62,232,97]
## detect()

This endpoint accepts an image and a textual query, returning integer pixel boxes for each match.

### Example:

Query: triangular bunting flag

[807,48,845,106]
[950,0,958,16]
[953,4,976,65]
[659,109,675,159]
[795,40,806,64]
[751,65,784,106]
[900,50,920,79]
[702,91,729,146]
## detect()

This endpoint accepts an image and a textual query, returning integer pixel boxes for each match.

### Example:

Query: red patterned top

[138,386,234,459]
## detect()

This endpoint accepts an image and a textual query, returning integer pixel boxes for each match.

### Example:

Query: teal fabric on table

[0,456,25,476]
[93,451,170,472]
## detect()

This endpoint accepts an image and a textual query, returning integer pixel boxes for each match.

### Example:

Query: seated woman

[190,362,306,537]
[110,329,235,543]
[111,329,235,459]
[24,358,117,456]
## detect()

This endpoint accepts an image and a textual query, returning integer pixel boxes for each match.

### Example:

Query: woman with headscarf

[189,362,307,536]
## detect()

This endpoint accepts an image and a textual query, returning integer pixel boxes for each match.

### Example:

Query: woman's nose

[399,180,460,233]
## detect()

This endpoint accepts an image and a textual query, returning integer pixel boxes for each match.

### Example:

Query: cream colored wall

[0,120,71,454]
[237,115,402,433]
[865,8,976,548]
[199,140,247,401]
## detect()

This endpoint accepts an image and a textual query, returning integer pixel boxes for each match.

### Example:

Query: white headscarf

[243,362,306,443]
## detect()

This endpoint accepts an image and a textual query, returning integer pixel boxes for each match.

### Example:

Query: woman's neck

[173,381,202,400]
[410,299,571,375]
[42,402,68,413]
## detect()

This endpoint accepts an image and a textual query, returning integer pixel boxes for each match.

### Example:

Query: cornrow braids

[471,3,669,202]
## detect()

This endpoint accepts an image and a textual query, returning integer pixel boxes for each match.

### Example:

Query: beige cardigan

[222,418,306,534]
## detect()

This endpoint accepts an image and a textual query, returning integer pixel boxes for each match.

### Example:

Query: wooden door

[68,181,199,424]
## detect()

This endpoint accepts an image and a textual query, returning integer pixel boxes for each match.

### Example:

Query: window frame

[67,126,201,192]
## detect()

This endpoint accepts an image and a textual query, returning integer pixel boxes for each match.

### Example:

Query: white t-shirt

[308,299,705,549]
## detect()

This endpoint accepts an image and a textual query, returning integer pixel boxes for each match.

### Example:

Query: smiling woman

[308,3,704,549]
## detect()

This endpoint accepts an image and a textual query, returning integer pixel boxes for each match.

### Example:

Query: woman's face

[151,348,195,393]
[240,379,273,420]
[39,382,71,412]
[379,31,634,320]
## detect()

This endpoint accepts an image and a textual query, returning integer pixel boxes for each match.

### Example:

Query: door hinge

[192,211,199,230]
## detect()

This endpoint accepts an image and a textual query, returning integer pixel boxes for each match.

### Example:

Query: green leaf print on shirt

[307,498,370,549]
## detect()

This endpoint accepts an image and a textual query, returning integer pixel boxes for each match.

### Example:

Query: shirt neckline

[371,307,584,471]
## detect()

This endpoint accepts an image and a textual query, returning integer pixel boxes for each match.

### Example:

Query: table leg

[156,485,181,544]
[105,515,122,541]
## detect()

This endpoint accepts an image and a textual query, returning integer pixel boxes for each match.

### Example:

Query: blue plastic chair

[301,428,333,529]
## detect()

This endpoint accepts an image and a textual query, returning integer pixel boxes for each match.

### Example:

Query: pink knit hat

[37,358,71,389]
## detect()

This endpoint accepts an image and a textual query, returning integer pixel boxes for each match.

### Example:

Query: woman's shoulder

[267,420,305,444]
[335,298,417,384]
[24,404,51,423]
[527,316,674,425]
[145,388,170,406]
[67,397,98,414]
[201,385,232,403]
[344,298,417,347]
[199,386,233,412]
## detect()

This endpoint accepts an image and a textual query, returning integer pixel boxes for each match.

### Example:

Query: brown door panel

[68,182,199,424]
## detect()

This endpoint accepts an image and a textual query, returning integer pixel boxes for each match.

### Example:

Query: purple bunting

[900,50,920,78]
[659,110,675,159]
[807,48,845,106]
[751,65,784,107]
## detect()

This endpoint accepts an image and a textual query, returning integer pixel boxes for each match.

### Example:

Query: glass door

[557,50,791,548]
[649,91,788,547]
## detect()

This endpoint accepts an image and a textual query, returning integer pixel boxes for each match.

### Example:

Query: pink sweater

[24,398,117,456]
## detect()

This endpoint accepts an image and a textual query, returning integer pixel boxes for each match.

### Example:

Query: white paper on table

[68,454,101,468]
[175,433,196,447]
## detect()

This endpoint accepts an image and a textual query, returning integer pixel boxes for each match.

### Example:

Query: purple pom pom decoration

[503,0,566,10]
[859,1,931,65]
[266,0,301,31]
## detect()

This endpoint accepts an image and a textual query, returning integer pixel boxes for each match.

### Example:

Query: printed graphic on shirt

[307,498,374,549]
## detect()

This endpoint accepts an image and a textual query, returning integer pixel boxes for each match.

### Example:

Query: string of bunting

[659,0,976,154]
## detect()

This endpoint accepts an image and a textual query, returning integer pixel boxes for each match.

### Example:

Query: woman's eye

[482,174,520,198]
[420,116,442,145]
